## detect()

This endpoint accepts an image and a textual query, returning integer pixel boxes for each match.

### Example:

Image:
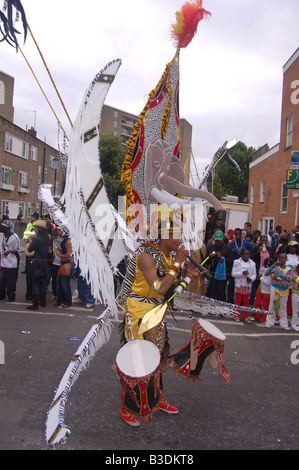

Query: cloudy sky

[2,0,299,179]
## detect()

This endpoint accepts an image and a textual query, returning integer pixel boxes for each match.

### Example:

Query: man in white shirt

[0,220,20,302]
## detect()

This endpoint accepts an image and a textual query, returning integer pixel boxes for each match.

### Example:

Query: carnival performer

[231,248,256,323]
[265,253,294,330]
[117,218,201,426]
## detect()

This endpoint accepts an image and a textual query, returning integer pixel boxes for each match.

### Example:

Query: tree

[99,134,126,208]
[207,141,255,203]
[207,172,225,201]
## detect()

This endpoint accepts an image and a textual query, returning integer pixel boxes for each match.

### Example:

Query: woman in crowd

[26,220,50,310]
[49,228,61,302]
[54,227,74,308]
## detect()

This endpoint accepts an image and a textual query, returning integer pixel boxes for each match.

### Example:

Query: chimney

[28,126,37,137]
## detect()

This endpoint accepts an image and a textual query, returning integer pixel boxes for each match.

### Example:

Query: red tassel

[170,0,211,49]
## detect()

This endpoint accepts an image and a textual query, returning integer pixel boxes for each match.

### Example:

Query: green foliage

[207,172,225,201]
[207,141,255,203]
[99,134,126,208]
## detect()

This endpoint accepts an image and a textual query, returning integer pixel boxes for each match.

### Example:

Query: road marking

[2,307,298,337]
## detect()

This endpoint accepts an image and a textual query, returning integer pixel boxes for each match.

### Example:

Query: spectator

[227,228,252,303]
[273,234,288,260]
[249,235,273,305]
[2,210,10,221]
[268,229,274,244]
[25,220,50,310]
[16,211,26,227]
[291,265,299,332]
[244,222,254,244]
[227,229,235,243]
[205,214,225,243]
[286,241,299,318]
[0,219,20,302]
[49,228,61,302]
[185,244,207,296]
[74,267,96,308]
[54,227,74,308]
[289,225,299,242]
[207,230,234,302]
[231,248,256,323]
[265,253,294,330]
[253,258,273,322]
[251,230,261,246]
[271,226,282,252]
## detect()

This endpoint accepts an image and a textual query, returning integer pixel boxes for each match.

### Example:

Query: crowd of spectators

[189,216,299,330]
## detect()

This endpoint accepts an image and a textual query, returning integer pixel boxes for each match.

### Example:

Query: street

[0,255,298,452]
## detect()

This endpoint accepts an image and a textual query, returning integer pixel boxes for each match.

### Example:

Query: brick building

[248,47,299,234]
[0,71,63,224]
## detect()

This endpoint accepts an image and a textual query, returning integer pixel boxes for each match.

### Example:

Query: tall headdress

[121,1,223,240]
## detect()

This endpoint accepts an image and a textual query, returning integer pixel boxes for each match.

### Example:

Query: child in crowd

[232,248,256,323]
[265,253,294,330]
[253,258,273,322]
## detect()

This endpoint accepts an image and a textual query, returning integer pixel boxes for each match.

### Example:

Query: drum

[168,318,230,383]
[113,340,162,423]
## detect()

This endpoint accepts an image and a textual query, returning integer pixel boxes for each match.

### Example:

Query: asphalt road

[0,255,298,452]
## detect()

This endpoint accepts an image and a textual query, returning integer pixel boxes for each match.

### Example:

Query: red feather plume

[170,0,211,49]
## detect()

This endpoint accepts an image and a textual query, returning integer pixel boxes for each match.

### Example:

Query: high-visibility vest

[22,221,36,240]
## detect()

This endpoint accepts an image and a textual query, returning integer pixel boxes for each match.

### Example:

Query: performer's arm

[137,247,191,296]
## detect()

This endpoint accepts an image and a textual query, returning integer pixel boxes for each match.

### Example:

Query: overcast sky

[1,0,299,179]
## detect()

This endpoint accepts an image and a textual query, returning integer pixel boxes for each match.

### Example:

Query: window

[5,133,13,152]
[44,168,47,183]
[281,182,288,213]
[113,111,118,118]
[27,202,31,218]
[54,181,59,197]
[113,121,118,128]
[260,181,265,203]
[286,114,293,148]
[37,165,41,184]
[22,142,29,159]
[30,146,37,161]
[1,200,9,216]
[18,171,28,187]
[1,166,12,184]
[0,80,4,104]
[250,184,255,204]
[49,155,60,170]
[5,132,29,159]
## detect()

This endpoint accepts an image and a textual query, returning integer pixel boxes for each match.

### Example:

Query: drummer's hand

[174,245,189,264]
[187,268,201,280]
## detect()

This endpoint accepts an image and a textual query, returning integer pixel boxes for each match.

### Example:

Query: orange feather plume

[170,0,211,49]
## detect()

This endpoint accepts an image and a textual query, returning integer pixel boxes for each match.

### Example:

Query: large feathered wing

[45,60,135,447]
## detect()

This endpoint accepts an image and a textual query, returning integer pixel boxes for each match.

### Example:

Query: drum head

[198,318,226,341]
[116,340,160,378]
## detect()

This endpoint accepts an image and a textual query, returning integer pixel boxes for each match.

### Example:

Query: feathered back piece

[170,0,211,49]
